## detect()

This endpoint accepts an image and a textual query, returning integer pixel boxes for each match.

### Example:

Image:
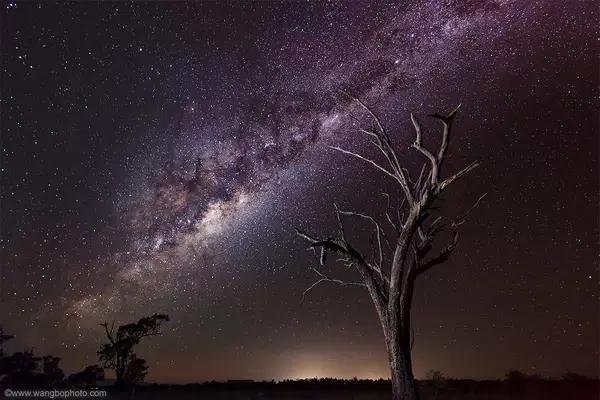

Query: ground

[103,379,599,400]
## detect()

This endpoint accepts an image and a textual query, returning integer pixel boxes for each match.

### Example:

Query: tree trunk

[115,366,126,390]
[387,334,419,400]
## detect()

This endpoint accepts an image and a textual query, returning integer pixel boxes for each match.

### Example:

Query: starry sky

[0,0,597,383]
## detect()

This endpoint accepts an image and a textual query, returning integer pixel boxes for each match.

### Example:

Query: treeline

[0,314,168,391]
[134,375,598,400]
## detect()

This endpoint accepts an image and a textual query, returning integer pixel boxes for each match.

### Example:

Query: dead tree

[296,93,484,400]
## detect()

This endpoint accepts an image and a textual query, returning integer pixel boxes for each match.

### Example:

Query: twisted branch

[301,267,366,304]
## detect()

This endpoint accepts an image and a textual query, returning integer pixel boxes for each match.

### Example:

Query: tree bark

[387,332,419,400]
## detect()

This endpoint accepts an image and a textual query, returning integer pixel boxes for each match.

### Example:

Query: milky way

[70,0,536,317]
[1,0,597,382]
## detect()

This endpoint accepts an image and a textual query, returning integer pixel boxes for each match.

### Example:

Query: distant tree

[41,356,64,387]
[296,93,484,400]
[67,365,104,387]
[505,370,544,383]
[0,328,65,389]
[0,351,64,389]
[98,313,168,388]
[426,370,447,392]
[0,326,14,357]
[561,372,593,382]
[505,370,526,383]
[0,351,39,388]
[426,370,445,382]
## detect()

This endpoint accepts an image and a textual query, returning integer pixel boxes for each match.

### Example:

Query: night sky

[1,0,597,383]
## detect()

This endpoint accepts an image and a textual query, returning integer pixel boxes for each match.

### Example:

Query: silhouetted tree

[425,370,447,392]
[0,328,85,390]
[0,326,14,357]
[296,93,484,400]
[505,370,526,383]
[67,365,104,387]
[426,370,445,382]
[0,350,65,389]
[98,313,168,388]
[41,356,64,387]
[0,351,39,388]
[561,372,593,383]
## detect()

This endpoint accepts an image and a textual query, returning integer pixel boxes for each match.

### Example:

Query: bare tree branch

[418,231,459,275]
[301,267,366,304]
[382,192,399,234]
[337,209,384,267]
[338,91,415,205]
[414,163,427,196]
[437,161,480,193]
[295,227,389,308]
[359,128,381,140]
[428,103,461,163]
[328,145,399,182]
[340,89,389,142]
[452,193,487,227]
[397,196,407,228]
[410,113,439,187]
[418,193,486,275]
[333,203,347,242]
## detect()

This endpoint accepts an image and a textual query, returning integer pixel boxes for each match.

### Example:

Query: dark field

[104,378,599,400]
